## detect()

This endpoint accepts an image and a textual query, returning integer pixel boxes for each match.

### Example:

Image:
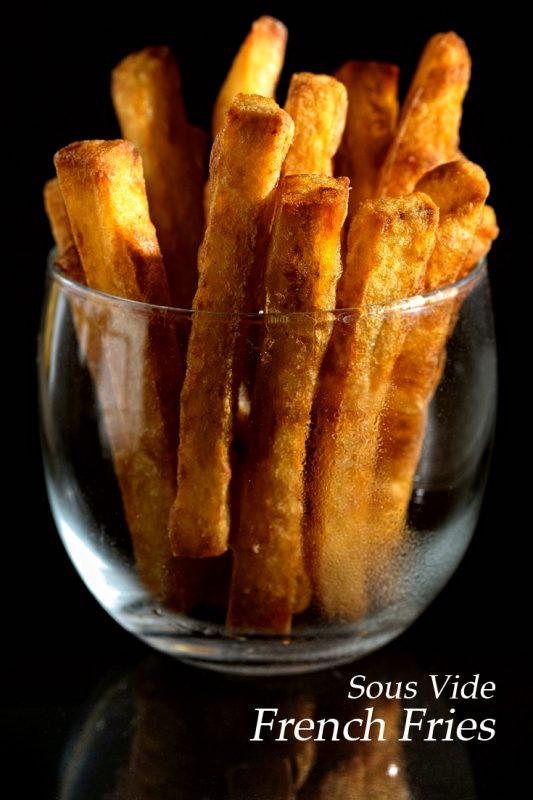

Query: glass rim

[48,249,487,318]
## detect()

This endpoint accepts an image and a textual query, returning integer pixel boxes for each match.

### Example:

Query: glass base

[50,481,478,675]
[110,596,413,676]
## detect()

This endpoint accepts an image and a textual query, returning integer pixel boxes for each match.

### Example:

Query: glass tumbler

[38,257,496,674]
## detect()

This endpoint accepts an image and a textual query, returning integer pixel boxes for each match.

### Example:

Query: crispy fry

[421,160,489,288]
[227,175,349,633]
[378,33,470,197]
[43,178,85,283]
[374,159,490,539]
[169,95,294,558]
[212,17,287,137]
[305,193,438,619]
[54,140,193,606]
[42,177,86,387]
[112,47,207,308]
[335,61,399,214]
[55,140,171,302]
[282,73,347,176]
[461,204,499,275]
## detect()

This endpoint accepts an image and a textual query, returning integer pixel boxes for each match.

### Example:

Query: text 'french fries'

[228,174,349,633]
[169,95,294,559]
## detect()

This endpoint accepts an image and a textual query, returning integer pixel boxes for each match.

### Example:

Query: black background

[7,3,528,797]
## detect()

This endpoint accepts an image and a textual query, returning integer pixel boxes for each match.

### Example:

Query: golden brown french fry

[42,177,87,392]
[305,193,438,620]
[374,159,490,540]
[112,47,207,309]
[335,61,399,214]
[212,16,287,137]
[282,73,347,176]
[418,160,490,290]
[43,178,85,283]
[461,204,499,276]
[378,32,470,197]
[227,175,349,633]
[55,140,171,302]
[54,140,191,605]
[169,95,294,559]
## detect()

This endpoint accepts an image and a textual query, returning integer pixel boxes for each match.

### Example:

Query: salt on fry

[378,32,470,197]
[112,47,207,308]
[335,61,399,214]
[282,73,347,176]
[306,193,438,619]
[169,95,294,558]
[228,175,349,633]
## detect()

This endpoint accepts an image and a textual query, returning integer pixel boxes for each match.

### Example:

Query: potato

[212,17,287,137]
[335,61,399,214]
[375,159,490,541]
[228,175,349,633]
[112,47,207,308]
[378,33,470,196]
[169,95,294,558]
[283,73,347,176]
[306,193,439,619]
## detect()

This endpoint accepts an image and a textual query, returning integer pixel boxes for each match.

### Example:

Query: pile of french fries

[44,17,498,633]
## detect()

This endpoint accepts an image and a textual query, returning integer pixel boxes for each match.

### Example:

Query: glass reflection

[60,653,477,799]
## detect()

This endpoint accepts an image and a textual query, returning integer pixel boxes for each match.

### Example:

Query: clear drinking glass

[38,255,496,674]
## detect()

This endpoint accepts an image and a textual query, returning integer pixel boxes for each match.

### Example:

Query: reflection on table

[60,653,477,799]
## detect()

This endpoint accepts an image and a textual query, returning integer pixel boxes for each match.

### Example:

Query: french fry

[335,61,399,214]
[212,16,287,137]
[53,139,195,606]
[378,33,470,197]
[461,204,499,276]
[374,159,490,540]
[43,178,85,283]
[227,175,349,633]
[305,193,438,619]
[55,141,171,302]
[418,160,490,291]
[42,177,88,393]
[282,73,347,176]
[169,95,294,558]
[112,47,207,309]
